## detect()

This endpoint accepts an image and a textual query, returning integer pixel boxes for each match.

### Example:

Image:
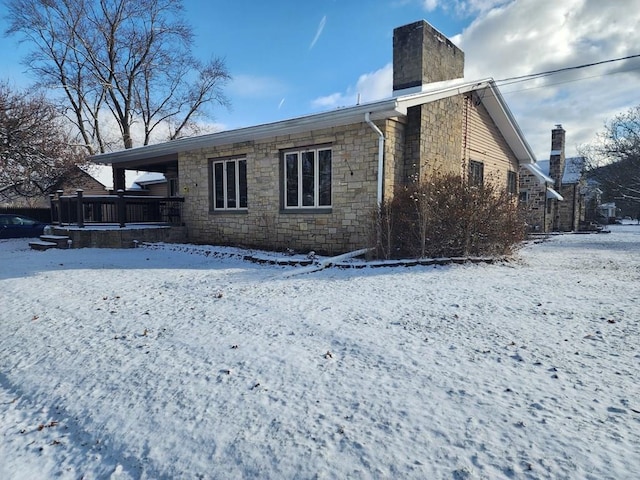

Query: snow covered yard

[1,226,639,480]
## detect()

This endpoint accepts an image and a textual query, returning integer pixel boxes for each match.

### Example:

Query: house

[0,166,108,208]
[520,125,587,232]
[597,202,617,222]
[129,172,170,196]
[91,20,536,254]
[518,161,563,232]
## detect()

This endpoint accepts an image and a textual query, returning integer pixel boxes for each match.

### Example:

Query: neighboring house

[597,202,617,222]
[519,161,563,232]
[129,172,169,196]
[91,20,536,254]
[519,125,587,232]
[0,166,108,208]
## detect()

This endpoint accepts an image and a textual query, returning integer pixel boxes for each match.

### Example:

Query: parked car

[0,214,47,239]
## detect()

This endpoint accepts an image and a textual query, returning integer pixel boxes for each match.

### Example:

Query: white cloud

[311,63,392,109]
[309,15,327,50]
[421,0,511,16]
[455,0,640,158]
[422,0,439,11]
[312,1,640,161]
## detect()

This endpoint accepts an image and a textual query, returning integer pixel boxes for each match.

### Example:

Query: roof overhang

[91,99,405,166]
[91,77,535,169]
[394,78,536,165]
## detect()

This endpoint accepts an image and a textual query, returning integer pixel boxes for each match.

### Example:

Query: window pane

[214,163,224,209]
[286,153,298,207]
[239,160,247,208]
[226,161,236,208]
[508,171,517,194]
[470,161,484,186]
[318,149,331,206]
[302,151,315,206]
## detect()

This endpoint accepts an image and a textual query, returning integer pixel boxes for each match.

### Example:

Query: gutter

[365,112,385,205]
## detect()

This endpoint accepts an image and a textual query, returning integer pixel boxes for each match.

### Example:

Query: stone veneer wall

[404,96,465,182]
[557,181,585,231]
[382,117,407,200]
[53,226,187,248]
[519,168,548,232]
[179,122,384,255]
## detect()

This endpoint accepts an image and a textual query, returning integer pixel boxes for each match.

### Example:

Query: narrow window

[318,149,332,206]
[469,160,484,186]
[301,151,315,206]
[507,171,517,195]
[212,158,248,210]
[285,153,299,207]
[519,190,529,203]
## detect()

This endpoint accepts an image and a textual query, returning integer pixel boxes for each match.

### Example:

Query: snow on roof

[524,162,553,184]
[562,157,585,184]
[133,172,167,185]
[536,160,550,176]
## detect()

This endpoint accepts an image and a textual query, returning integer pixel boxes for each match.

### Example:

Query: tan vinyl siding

[463,93,519,187]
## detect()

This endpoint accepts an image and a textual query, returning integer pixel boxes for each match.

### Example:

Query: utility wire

[493,53,640,86]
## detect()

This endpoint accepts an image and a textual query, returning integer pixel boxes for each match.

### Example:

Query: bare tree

[5,0,230,154]
[0,82,87,200]
[582,105,640,211]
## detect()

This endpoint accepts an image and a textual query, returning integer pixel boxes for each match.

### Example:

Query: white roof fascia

[546,187,564,201]
[478,81,537,164]
[92,99,404,165]
[92,77,535,168]
[524,163,554,184]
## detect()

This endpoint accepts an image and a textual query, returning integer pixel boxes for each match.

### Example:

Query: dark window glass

[239,160,247,208]
[507,171,517,195]
[286,153,299,207]
[214,163,224,208]
[469,160,484,186]
[301,151,315,206]
[226,161,236,208]
[519,191,528,203]
[318,149,331,206]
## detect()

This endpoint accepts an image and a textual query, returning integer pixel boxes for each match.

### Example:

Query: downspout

[365,112,385,205]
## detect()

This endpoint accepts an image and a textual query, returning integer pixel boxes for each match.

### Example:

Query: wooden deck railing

[50,189,184,227]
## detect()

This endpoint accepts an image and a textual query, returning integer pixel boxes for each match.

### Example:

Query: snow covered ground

[1,224,639,479]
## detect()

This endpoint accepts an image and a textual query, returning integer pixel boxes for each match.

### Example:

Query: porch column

[113,167,126,192]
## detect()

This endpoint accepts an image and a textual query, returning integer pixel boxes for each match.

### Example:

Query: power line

[494,53,640,86]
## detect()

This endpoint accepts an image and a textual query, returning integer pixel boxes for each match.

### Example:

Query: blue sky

[2,0,640,162]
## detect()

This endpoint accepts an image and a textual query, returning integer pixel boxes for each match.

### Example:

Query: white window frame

[283,147,332,209]
[212,158,247,210]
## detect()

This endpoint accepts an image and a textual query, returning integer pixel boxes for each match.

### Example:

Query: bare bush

[371,173,525,259]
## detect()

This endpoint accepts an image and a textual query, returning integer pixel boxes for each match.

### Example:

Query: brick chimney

[549,124,565,191]
[393,20,464,94]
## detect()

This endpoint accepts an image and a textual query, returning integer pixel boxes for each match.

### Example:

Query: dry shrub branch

[371,173,525,259]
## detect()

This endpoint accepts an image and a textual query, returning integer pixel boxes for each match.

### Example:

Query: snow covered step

[28,240,58,251]
[39,234,71,248]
